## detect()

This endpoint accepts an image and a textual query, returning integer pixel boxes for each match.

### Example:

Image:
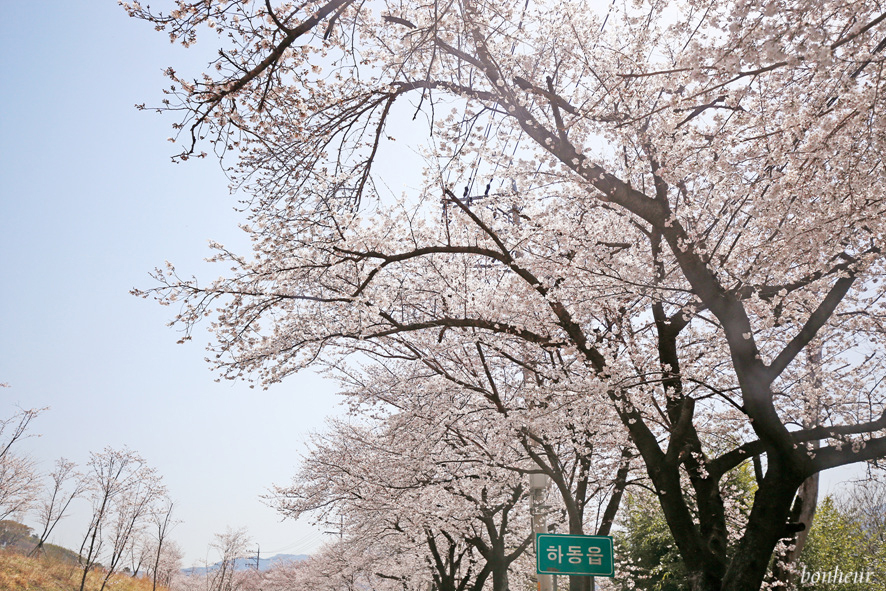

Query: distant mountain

[183,553,309,576]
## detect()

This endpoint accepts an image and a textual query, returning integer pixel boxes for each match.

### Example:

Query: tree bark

[721,457,805,591]
[771,471,819,587]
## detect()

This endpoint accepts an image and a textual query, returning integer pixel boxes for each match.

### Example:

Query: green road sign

[536,533,614,576]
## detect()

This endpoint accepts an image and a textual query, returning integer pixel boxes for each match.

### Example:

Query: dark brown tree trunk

[771,472,819,588]
[568,508,591,591]
[721,459,805,591]
[489,542,509,591]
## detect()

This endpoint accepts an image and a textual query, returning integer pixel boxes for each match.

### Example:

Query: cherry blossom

[127,1,886,589]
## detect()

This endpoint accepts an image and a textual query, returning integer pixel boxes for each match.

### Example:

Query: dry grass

[0,549,168,591]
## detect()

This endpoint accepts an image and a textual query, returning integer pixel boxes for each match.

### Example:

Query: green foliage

[613,490,689,591]
[612,461,757,591]
[0,521,33,550]
[40,542,81,564]
[798,495,885,591]
[613,482,886,591]
[0,520,80,564]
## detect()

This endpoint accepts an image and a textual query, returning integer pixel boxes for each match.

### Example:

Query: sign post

[530,474,553,591]
[536,533,615,577]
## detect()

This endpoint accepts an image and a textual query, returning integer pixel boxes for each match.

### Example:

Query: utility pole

[530,473,553,591]
[324,515,344,539]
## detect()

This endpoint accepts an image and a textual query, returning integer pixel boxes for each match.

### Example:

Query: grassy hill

[0,521,169,591]
[0,549,169,591]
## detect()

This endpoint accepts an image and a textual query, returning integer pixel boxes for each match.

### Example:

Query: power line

[256,529,326,555]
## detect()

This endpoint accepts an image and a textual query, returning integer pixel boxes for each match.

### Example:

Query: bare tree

[77,447,167,591]
[99,466,166,591]
[151,498,178,591]
[30,457,85,556]
[126,533,154,578]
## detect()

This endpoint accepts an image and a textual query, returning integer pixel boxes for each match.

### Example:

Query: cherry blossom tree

[77,447,167,591]
[127,1,886,589]
[271,361,632,591]
[153,540,185,590]
[29,457,86,557]
[208,526,252,591]
[340,357,631,591]
[0,452,40,523]
[149,498,178,591]
[0,407,43,522]
[273,412,533,591]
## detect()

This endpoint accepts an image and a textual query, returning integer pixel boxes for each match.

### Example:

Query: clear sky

[0,1,342,566]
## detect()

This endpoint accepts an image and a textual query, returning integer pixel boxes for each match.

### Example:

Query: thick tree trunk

[489,548,509,591]
[567,512,591,591]
[771,472,819,588]
[469,564,492,591]
[792,470,819,557]
[772,346,824,587]
[721,461,804,591]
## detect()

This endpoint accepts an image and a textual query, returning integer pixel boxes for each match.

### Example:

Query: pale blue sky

[0,1,341,565]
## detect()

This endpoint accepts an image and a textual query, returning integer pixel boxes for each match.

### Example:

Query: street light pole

[530,473,553,591]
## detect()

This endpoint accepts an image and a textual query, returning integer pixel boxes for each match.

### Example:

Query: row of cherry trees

[125,0,886,589]
[0,403,307,591]
[0,406,180,591]
[266,361,631,591]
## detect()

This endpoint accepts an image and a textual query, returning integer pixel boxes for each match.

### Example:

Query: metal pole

[530,474,553,591]
[548,524,558,591]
